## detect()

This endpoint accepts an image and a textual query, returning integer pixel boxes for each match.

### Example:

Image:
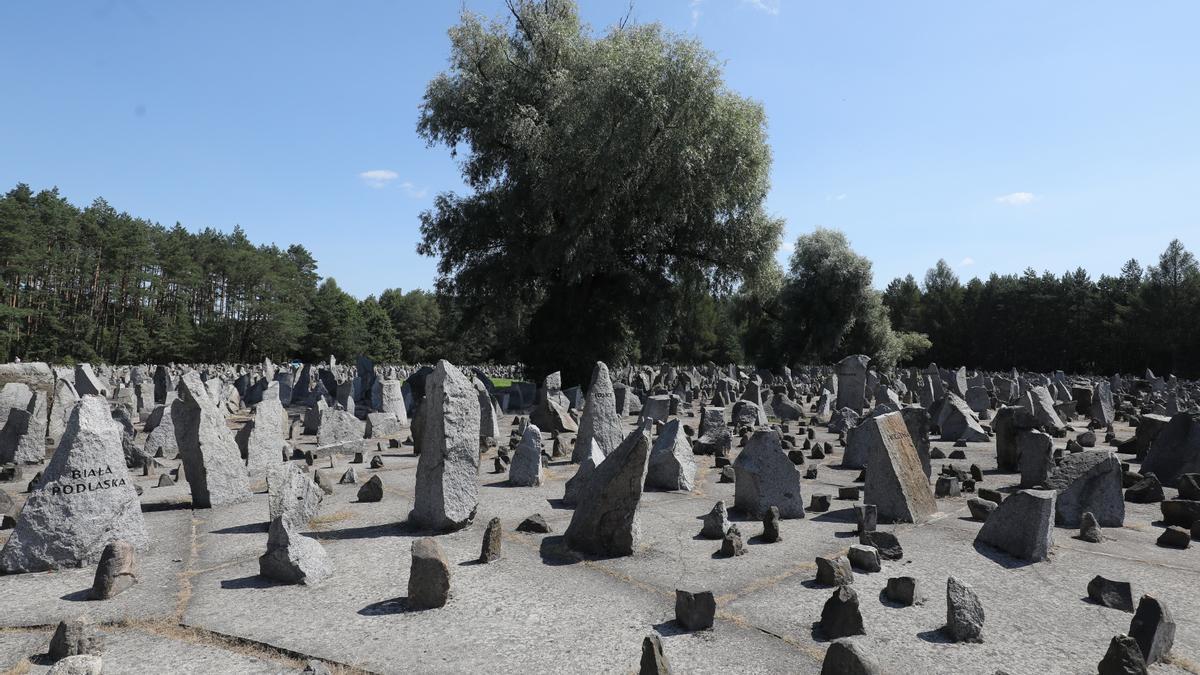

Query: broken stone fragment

[1087,575,1133,612]
[816,555,854,587]
[1128,594,1175,665]
[639,634,670,675]
[720,524,746,557]
[48,616,103,661]
[884,576,924,606]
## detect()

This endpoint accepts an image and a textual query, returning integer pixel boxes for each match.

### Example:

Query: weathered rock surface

[645,419,696,491]
[411,360,481,532]
[564,422,652,556]
[0,396,148,573]
[733,429,804,518]
[974,489,1055,562]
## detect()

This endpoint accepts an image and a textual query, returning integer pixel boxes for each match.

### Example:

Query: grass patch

[490,377,520,389]
[310,510,354,527]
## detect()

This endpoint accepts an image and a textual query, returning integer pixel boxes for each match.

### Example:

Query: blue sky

[3,1,1198,298]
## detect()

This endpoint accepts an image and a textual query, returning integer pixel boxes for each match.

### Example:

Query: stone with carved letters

[0,396,148,573]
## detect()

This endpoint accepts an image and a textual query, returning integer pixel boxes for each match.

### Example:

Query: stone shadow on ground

[303,522,410,541]
[220,575,288,590]
[651,620,690,637]
[358,597,420,616]
[211,521,270,535]
[970,540,1037,569]
[917,628,954,644]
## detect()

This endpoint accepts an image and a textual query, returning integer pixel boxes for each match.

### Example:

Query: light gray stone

[863,412,937,524]
[267,462,323,529]
[317,408,365,447]
[237,383,288,472]
[565,422,652,556]
[836,354,870,412]
[172,372,251,508]
[1017,429,1054,488]
[0,396,148,573]
[508,424,544,487]
[945,576,984,642]
[645,419,696,492]
[734,429,804,518]
[258,516,332,585]
[410,360,481,532]
[1045,450,1124,528]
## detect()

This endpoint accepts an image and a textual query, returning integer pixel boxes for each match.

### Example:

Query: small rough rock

[1128,595,1175,665]
[700,501,732,539]
[720,524,746,557]
[809,494,830,512]
[884,576,924,606]
[639,634,671,675]
[89,540,137,600]
[967,497,997,521]
[479,517,502,563]
[945,576,984,643]
[357,475,383,503]
[1156,526,1190,549]
[339,467,357,485]
[1080,511,1103,543]
[408,537,451,610]
[1097,634,1148,675]
[820,638,881,675]
[859,530,902,560]
[847,544,881,573]
[674,589,716,631]
[258,516,332,585]
[819,585,865,639]
[1088,576,1134,612]
[516,514,552,534]
[816,556,854,587]
[48,616,103,660]
[760,506,782,543]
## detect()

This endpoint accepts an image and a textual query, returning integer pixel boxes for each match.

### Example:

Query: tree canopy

[416,0,782,383]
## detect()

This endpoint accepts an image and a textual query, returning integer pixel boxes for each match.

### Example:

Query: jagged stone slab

[565,422,651,556]
[1140,412,1200,486]
[1045,450,1124,528]
[575,361,623,462]
[267,462,323,529]
[173,372,251,508]
[645,419,696,491]
[508,424,544,487]
[863,412,937,524]
[258,516,332,585]
[974,489,1055,562]
[410,360,481,532]
[0,396,148,573]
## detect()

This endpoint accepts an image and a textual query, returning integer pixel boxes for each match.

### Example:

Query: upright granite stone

[574,361,623,462]
[992,405,1036,471]
[1128,595,1175,665]
[237,382,288,471]
[836,355,870,412]
[90,539,137,599]
[0,396,148,573]
[1045,450,1124,528]
[1017,429,1055,488]
[863,412,937,524]
[408,537,451,609]
[974,489,1055,562]
[565,422,652,556]
[378,379,409,425]
[410,361,481,532]
[267,462,323,529]
[1091,381,1115,428]
[945,576,984,642]
[316,408,365,448]
[645,419,696,491]
[1140,412,1200,486]
[733,429,804,518]
[172,372,250,508]
[73,364,107,397]
[508,424,544,487]
[694,407,731,456]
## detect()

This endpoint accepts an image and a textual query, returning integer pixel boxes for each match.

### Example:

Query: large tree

[416,0,782,383]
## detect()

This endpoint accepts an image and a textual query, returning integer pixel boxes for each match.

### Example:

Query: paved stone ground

[0,403,1197,674]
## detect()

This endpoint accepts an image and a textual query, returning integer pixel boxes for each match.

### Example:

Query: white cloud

[399,181,428,199]
[995,191,1035,206]
[690,0,703,28]
[826,193,847,201]
[959,257,976,267]
[359,169,398,189]
[780,240,795,253]
[742,0,781,14]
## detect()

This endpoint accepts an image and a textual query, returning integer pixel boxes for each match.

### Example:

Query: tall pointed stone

[565,422,652,556]
[645,419,696,491]
[173,372,251,508]
[410,360,481,532]
[574,361,623,462]
[0,396,148,573]
[733,429,804,518]
[237,381,288,472]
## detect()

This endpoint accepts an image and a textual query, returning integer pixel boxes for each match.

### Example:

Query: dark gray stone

[565,422,652,556]
[407,537,450,609]
[674,589,715,631]
[945,576,984,643]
